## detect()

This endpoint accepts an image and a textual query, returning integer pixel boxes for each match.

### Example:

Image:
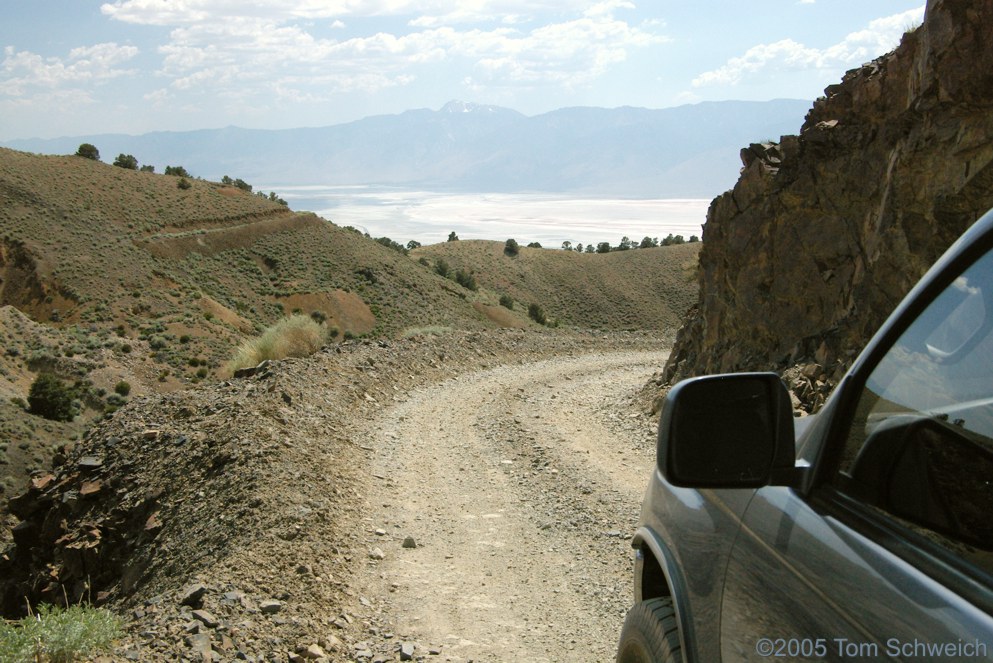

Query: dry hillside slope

[415,239,700,331]
[0,146,699,580]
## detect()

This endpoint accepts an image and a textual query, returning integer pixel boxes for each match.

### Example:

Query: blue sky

[1,1,925,140]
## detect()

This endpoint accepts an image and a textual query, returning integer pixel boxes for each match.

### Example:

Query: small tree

[139,164,155,173]
[447,231,459,242]
[499,294,514,309]
[164,165,190,177]
[528,303,547,325]
[28,373,75,422]
[585,244,595,253]
[617,236,633,251]
[689,235,700,243]
[561,241,572,251]
[406,240,422,250]
[455,268,478,291]
[113,153,139,170]
[435,258,450,278]
[575,243,584,253]
[527,242,542,248]
[504,238,520,256]
[75,143,100,161]
[177,177,192,190]
[596,242,611,254]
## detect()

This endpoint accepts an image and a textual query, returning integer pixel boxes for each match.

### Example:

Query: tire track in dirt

[350,349,669,662]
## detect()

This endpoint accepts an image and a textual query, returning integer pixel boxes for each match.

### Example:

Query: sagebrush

[0,603,122,663]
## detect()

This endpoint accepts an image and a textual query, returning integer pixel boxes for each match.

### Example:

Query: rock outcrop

[663,0,993,409]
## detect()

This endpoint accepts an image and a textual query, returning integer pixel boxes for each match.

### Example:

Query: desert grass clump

[0,603,123,663]
[226,314,327,374]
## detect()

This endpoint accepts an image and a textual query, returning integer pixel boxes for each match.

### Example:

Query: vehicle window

[837,248,993,573]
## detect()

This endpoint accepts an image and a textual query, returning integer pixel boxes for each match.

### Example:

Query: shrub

[74,143,100,161]
[0,603,122,662]
[528,303,547,325]
[164,165,190,177]
[504,239,520,256]
[447,231,459,242]
[527,242,542,248]
[499,294,514,309]
[177,177,192,190]
[139,165,155,173]
[375,236,408,255]
[28,374,75,422]
[114,381,131,397]
[226,314,327,374]
[454,268,477,291]
[435,259,450,278]
[112,154,138,170]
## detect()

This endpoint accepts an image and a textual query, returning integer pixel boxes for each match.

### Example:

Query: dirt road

[350,349,669,662]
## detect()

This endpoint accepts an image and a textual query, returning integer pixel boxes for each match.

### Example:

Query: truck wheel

[616,597,682,663]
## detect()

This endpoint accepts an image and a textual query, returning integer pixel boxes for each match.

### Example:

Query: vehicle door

[719,241,993,661]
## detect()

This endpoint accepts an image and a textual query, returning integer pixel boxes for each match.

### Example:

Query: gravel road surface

[350,350,669,662]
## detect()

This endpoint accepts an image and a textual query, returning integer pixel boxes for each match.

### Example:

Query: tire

[615,597,682,663]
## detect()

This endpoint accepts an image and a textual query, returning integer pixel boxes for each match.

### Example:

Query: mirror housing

[658,373,796,488]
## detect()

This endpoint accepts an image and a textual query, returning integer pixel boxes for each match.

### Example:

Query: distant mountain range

[3,99,811,198]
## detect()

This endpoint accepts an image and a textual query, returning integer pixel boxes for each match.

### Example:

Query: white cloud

[692,5,925,88]
[0,43,139,97]
[100,0,596,25]
[117,2,664,98]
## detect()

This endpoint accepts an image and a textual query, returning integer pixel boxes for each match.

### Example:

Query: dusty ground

[346,350,666,662]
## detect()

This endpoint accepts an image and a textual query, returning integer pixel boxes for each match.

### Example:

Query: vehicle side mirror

[658,373,795,488]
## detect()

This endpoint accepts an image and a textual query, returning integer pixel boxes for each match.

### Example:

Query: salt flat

[277,186,710,247]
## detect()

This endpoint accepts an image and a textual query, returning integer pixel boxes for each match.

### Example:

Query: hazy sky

[2,1,925,140]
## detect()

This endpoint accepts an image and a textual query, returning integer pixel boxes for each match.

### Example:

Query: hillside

[2,100,810,198]
[0,146,698,544]
[662,0,993,412]
[415,240,699,332]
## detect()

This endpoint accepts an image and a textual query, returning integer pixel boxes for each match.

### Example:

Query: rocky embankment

[663,0,993,408]
[1,329,670,662]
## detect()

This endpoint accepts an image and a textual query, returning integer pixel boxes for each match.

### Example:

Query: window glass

[838,249,993,571]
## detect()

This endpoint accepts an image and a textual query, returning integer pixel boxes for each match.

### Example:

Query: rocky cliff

[662,0,993,410]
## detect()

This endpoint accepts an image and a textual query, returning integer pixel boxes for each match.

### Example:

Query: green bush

[112,154,138,170]
[177,177,192,190]
[74,143,100,161]
[226,314,327,374]
[454,268,477,291]
[504,238,520,256]
[28,374,75,422]
[528,303,547,326]
[0,603,122,663]
[499,294,514,309]
[114,381,131,397]
[435,259,450,278]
